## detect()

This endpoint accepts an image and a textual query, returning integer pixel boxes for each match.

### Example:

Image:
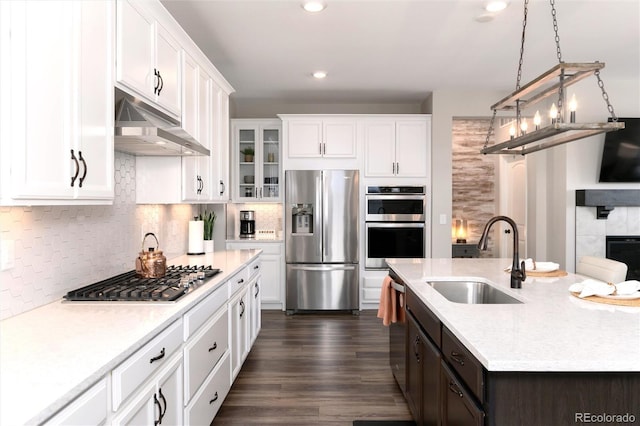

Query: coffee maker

[239,210,256,238]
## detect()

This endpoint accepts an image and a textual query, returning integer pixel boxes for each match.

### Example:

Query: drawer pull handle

[237,278,244,284]
[253,265,259,270]
[208,342,218,352]
[209,391,219,404]
[413,335,421,363]
[150,347,166,364]
[255,282,260,298]
[240,299,245,318]
[449,381,464,398]
[70,149,80,187]
[450,351,465,366]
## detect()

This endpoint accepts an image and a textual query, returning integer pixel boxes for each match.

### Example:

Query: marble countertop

[387,258,640,372]
[0,249,260,426]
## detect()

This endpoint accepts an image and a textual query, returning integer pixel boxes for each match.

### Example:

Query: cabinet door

[4,1,113,202]
[116,0,154,98]
[441,361,484,426]
[6,1,74,200]
[235,126,259,200]
[323,120,357,158]
[287,120,323,158]
[249,275,262,345]
[406,314,423,423]
[154,23,181,115]
[76,0,115,200]
[156,355,183,426]
[364,121,396,177]
[230,288,249,380]
[259,254,283,306]
[210,82,230,201]
[421,330,441,426]
[260,125,281,200]
[395,120,428,177]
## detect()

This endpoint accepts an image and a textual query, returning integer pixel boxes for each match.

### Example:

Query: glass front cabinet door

[232,119,282,202]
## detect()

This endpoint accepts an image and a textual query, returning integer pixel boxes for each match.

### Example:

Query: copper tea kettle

[136,233,167,278]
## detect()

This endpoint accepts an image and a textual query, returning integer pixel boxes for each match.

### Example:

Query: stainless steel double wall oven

[365,186,426,269]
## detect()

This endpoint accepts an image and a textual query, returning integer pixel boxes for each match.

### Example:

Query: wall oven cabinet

[365,186,426,269]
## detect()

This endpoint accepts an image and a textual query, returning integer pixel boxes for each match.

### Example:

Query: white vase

[204,240,214,253]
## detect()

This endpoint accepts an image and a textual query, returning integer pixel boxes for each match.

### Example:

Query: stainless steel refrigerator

[285,170,359,313]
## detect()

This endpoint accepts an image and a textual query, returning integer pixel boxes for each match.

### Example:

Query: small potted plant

[241,147,255,162]
[199,210,216,253]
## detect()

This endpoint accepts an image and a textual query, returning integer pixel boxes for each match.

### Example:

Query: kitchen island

[0,249,261,426]
[387,258,640,425]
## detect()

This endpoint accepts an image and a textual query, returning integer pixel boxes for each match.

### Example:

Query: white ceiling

[161,0,640,105]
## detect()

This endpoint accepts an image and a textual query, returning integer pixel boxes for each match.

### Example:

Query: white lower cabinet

[183,308,229,402]
[184,352,231,425]
[112,352,183,426]
[112,320,183,411]
[226,241,284,310]
[46,378,108,426]
[229,286,249,380]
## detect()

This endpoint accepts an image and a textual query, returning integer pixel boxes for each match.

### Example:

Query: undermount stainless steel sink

[427,280,523,304]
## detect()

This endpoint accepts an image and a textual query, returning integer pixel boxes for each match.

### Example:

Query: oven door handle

[365,195,425,200]
[366,222,425,228]
[391,281,405,293]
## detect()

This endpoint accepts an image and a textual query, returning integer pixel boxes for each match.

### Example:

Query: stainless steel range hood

[114,92,209,156]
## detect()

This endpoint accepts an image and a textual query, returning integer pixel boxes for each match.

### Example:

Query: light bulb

[520,119,528,134]
[509,124,516,140]
[550,103,558,124]
[569,94,577,123]
[533,110,541,129]
[312,71,327,79]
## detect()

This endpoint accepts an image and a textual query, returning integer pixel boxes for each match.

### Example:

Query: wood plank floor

[212,310,412,425]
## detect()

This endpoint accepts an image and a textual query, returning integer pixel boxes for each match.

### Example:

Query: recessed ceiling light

[302,1,326,13]
[155,141,166,145]
[184,150,193,155]
[312,71,327,79]
[485,1,508,13]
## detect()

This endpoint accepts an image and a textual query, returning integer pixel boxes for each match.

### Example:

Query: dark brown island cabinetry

[404,286,640,426]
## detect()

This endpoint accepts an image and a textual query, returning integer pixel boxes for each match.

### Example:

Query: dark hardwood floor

[213,310,412,425]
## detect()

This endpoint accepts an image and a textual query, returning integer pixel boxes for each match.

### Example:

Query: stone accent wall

[452,118,497,256]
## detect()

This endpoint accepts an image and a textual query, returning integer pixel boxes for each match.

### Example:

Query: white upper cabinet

[364,116,430,178]
[0,0,114,206]
[285,117,357,159]
[182,52,213,201]
[116,0,181,117]
[210,81,230,202]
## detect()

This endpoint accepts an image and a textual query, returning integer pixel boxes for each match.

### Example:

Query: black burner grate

[64,265,221,302]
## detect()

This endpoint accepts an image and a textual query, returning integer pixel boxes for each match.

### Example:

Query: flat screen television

[598,117,640,183]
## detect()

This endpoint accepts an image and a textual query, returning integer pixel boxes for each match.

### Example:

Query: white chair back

[576,256,628,283]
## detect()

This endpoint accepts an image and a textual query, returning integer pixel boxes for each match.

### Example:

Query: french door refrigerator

[285,170,359,313]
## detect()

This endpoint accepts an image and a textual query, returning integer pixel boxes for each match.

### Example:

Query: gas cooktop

[63,265,221,302]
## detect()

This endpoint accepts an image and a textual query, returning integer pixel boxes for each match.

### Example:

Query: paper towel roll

[188,220,204,255]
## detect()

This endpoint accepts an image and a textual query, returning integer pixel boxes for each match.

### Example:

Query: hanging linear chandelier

[481,0,625,155]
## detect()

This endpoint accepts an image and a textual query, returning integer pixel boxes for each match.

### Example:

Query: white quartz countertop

[387,258,640,373]
[0,249,260,426]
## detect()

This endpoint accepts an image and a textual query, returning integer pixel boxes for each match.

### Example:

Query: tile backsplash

[0,152,196,320]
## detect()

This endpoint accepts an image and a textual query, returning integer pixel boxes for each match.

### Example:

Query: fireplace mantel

[575,189,640,219]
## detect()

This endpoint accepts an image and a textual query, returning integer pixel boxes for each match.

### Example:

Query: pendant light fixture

[481,0,624,155]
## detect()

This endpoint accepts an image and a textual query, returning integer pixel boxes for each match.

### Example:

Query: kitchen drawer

[46,378,107,425]
[183,281,229,340]
[184,352,231,425]
[184,308,229,402]
[228,267,249,298]
[406,286,441,347]
[442,326,485,404]
[248,257,262,280]
[112,319,183,410]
